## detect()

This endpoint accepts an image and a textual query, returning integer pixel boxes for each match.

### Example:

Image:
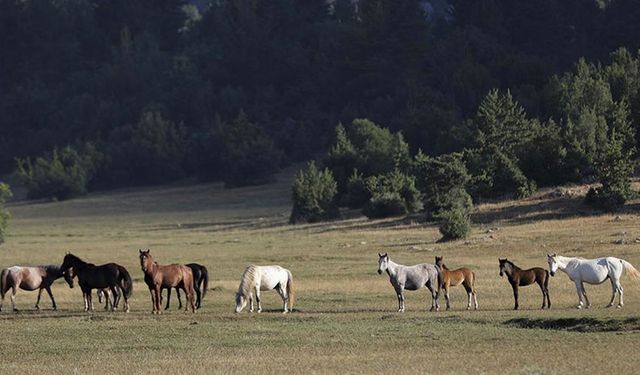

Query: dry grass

[1,173,640,374]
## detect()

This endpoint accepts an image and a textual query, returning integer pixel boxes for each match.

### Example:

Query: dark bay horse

[61,253,132,312]
[0,265,74,311]
[164,263,209,310]
[499,258,550,310]
[435,256,478,310]
[139,249,195,314]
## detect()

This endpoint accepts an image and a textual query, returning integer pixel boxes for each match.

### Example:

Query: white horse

[547,253,640,309]
[235,265,295,313]
[377,253,440,312]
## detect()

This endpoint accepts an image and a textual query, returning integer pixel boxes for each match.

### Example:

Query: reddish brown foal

[499,258,550,310]
[435,256,478,310]
[139,249,195,314]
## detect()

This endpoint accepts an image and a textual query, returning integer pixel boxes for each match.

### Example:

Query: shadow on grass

[504,316,640,332]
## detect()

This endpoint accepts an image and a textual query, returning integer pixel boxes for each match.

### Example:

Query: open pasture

[1,175,640,374]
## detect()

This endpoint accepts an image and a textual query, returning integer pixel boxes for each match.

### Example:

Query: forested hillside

[1,0,639,199]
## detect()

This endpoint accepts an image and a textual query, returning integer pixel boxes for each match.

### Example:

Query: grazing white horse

[377,253,440,312]
[235,265,295,313]
[547,253,640,309]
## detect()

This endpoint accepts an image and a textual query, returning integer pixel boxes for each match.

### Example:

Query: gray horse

[377,253,440,312]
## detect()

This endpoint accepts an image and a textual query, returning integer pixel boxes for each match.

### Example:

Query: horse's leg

[276,284,288,313]
[444,284,451,311]
[45,286,57,311]
[616,279,624,308]
[148,287,156,314]
[164,287,171,310]
[427,283,439,312]
[10,285,18,312]
[35,288,43,310]
[393,284,404,312]
[463,283,473,311]
[176,288,183,310]
[154,287,162,314]
[536,280,546,309]
[511,284,519,310]
[606,278,617,308]
[255,287,262,313]
[109,286,119,311]
[194,281,201,309]
[573,281,584,309]
[580,282,590,308]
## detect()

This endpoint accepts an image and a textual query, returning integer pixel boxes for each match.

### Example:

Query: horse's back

[257,265,289,290]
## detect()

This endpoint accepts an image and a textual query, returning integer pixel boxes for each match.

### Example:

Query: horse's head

[377,252,389,275]
[235,292,247,313]
[63,268,75,289]
[547,253,558,276]
[435,256,443,268]
[61,252,76,270]
[139,249,153,272]
[499,258,508,277]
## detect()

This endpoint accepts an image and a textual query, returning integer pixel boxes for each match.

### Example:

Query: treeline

[1,0,640,201]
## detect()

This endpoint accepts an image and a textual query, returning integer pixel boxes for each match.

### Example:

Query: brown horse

[0,265,74,312]
[163,263,209,310]
[435,256,478,310]
[499,258,550,310]
[138,249,195,314]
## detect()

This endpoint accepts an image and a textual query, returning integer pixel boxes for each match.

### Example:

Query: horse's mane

[237,265,258,297]
[44,265,63,274]
[506,260,521,271]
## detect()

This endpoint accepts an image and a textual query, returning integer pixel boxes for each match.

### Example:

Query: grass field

[1,172,640,374]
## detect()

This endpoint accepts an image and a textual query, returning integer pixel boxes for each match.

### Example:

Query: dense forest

[1,0,640,226]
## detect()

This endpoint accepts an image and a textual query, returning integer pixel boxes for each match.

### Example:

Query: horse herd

[377,252,640,311]
[1,249,639,314]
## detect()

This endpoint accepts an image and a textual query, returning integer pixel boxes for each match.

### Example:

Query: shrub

[16,144,102,200]
[437,208,471,241]
[465,146,536,201]
[105,110,186,186]
[345,169,370,209]
[220,112,283,188]
[0,183,11,245]
[413,151,472,218]
[290,162,340,224]
[362,170,422,219]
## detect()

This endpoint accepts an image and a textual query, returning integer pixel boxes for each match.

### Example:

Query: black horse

[61,253,133,312]
[164,263,209,310]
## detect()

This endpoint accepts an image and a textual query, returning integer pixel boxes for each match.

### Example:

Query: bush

[362,170,422,219]
[413,151,472,218]
[437,208,471,241]
[16,144,102,200]
[289,162,340,224]
[345,169,370,209]
[220,112,283,188]
[0,183,12,245]
[465,146,536,201]
[105,110,186,186]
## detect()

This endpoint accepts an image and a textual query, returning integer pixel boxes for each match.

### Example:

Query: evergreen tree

[0,183,11,245]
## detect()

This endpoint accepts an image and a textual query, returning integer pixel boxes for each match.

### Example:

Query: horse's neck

[386,260,401,278]
[441,264,450,271]
[556,256,573,271]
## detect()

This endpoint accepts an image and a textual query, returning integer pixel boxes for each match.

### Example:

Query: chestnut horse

[499,258,550,310]
[435,256,478,310]
[138,249,195,314]
[164,263,209,310]
[0,265,74,312]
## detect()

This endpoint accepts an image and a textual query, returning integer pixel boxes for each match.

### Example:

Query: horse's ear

[552,253,556,257]
[139,249,143,254]
[378,252,382,257]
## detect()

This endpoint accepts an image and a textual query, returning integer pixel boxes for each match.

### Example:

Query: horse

[499,258,550,310]
[235,265,294,313]
[164,263,209,310]
[547,253,640,309]
[0,265,74,312]
[435,256,478,310]
[61,253,132,312]
[138,249,195,314]
[95,263,132,310]
[377,253,440,312]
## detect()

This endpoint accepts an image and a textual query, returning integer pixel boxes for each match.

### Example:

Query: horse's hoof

[576,306,583,309]
[616,305,623,309]
[35,305,40,310]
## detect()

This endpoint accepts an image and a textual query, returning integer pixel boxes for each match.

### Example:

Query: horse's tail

[119,266,133,298]
[621,260,640,281]
[200,265,209,299]
[286,269,295,311]
[0,268,8,298]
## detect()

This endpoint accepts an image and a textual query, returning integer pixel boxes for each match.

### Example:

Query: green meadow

[1,174,639,374]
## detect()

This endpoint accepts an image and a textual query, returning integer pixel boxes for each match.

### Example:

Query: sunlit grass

[1,177,639,373]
